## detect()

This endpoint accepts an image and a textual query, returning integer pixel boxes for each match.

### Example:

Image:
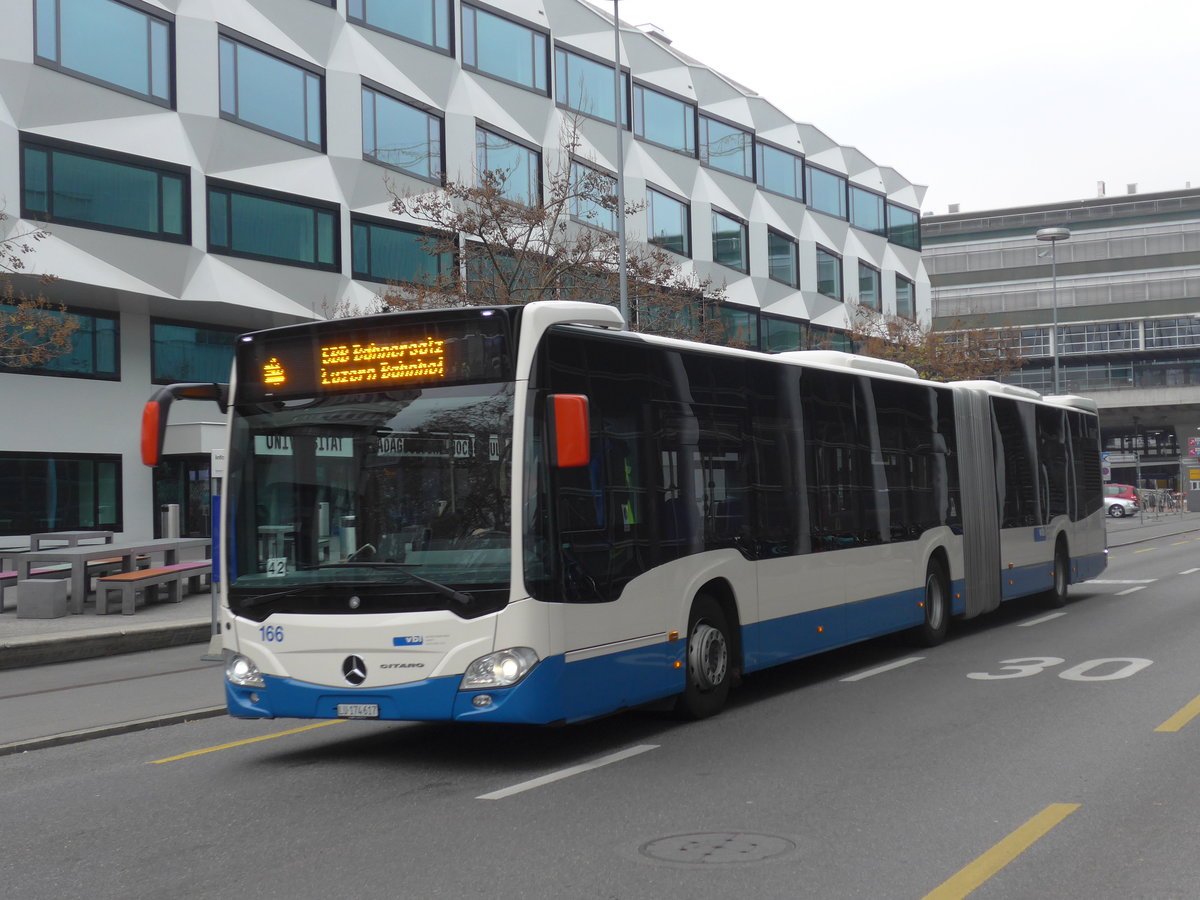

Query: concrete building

[923,187,1200,500]
[0,0,928,542]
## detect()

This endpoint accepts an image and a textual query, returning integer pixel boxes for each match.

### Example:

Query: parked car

[1103,483,1139,517]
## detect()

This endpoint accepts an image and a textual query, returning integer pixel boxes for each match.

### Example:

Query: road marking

[1017,612,1066,627]
[921,803,1080,900]
[476,744,659,800]
[1180,568,1200,575]
[1133,547,1159,554]
[1116,587,1146,596]
[1087,579,1156,585]
[1156,695,1200,733]
[149,720,343,764]
[840,657,925,682]
[1171,541,1191,546]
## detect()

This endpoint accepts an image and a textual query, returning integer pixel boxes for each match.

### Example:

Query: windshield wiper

[303,563,475,608]
[235,584,320,608]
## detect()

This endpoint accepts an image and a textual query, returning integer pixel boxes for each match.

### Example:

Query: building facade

[1,0,928,541]
[923,188,1200,497]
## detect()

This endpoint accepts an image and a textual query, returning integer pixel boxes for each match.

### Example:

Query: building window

[151,320,238,384]
[351,217,452,285]
[807,323,851,351]
[767,229,798,287]
[858,262,881,311]
[0,305,119,380]
[570,161,617,232]
[555,46,627,125]
[361,85,443,182]
[763,316,802,352]
[0,453,122,536]
[715,305,758,348]
[34,0,173,106]
[218,32,324,150]
[207,181,339,271]
[850,186,885,236]
[633,84,696,155]
[21,137,188,243]
[700,116,753,179]
[1059,321,1139,356]
[816,245,843,300]
[712,210,748,272]
[756,143,803,201]
[806,165,847,219]
[475,126,541,205]
[1146,317,1200,349]
[462,4,548,93]
[646,187,690,256]
[887,203,920,250]
[896,275,915,319]
[348,0,452,52]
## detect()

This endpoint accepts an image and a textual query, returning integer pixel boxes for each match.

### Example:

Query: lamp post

[610,0,629,328]
[1036,226,1070,394]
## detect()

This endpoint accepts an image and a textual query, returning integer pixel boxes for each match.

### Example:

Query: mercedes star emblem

[342,655,367,686]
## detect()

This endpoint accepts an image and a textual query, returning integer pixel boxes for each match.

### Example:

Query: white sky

[612,0,1200,215]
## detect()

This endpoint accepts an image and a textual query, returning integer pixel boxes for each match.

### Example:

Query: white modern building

[0,0,929,541]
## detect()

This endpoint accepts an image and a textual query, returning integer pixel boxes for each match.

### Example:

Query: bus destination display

[318,337,446,387]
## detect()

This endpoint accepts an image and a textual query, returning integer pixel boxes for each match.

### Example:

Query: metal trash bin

[18,579,69,618]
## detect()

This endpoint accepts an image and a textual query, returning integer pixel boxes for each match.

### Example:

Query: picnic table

[12,537,211,615]
[29,530,115,550]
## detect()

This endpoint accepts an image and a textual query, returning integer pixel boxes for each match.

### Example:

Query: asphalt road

[3,531,1200,899]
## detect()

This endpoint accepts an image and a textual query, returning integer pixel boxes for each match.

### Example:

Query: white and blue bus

[142,301,1107,723]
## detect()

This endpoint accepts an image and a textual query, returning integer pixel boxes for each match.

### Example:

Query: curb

[0,706,227,757]
[0,622,211,670]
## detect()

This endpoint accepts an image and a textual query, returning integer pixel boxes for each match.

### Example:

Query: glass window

[218,34,323,149]
[767,229,798,287]
[858,262,880,311]
[351,218,453,285]
[816,246,842,300]
[763,316,802,352]
[700,116,752,179]
[555,47,627,125]
[361,86,443,182]
[806,165,847,218]
[0,305,119,379]
[633,84,696,155]
[715,305,758,347]
[462,4,547,93]
[712,211,747,272]
[151,320,238,384]
[569,161,616,232]
[646,188,689,256]
[476,127,541,206]
[34,0,172,105]
[347,0,452,52]
[21,138,188,242]
[207,182,339,271]
[0,453,122,535]
[756,143,803,201]
[850,186,885,236]
[887,203,920,250]
[895,276,915,319]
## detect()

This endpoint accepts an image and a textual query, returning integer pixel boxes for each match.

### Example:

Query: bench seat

[96,561,212,615]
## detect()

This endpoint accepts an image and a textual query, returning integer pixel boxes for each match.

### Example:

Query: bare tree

[0,209,76,367]
[378,120,733,344]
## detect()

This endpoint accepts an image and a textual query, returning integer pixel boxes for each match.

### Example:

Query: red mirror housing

[140,383,229,467]
[548,394,590,468]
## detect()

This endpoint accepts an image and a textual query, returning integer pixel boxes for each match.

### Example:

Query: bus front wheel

[675,595,732,719]
[911,559,950,647]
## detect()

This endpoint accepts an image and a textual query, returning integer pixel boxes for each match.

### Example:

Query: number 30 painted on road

[968,657,1153,681]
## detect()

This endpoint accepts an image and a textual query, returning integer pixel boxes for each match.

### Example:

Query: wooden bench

[0,564,71,591]
[96,561,212,616]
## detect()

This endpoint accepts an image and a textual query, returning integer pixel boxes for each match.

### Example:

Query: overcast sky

[612,0,1200,215]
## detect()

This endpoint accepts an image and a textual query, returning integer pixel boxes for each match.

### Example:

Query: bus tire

[911,559,950,647]
[675,594,732,720]
[1043,540,1070,608]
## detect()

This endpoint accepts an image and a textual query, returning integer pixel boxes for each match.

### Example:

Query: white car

[1107,497,1139,518]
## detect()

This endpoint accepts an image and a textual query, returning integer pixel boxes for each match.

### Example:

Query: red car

[1103,483,1139,517]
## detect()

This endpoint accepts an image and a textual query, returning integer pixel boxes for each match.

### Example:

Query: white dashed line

[841,657,925,682]
[477,744,659,800]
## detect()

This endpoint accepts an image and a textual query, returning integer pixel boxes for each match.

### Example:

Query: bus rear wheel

[1043,541,1070,608]
[675,595,732,720]
[911,559,950,647]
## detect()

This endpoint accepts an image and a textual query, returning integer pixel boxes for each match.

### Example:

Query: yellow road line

[149,720,343,764]
[921,803,1080,900]
[1133,547,1158,554]
[1156,695,1200,733]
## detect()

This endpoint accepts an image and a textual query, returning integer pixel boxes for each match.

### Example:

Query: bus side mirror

[548,394,590,468]
[141,383,229,467]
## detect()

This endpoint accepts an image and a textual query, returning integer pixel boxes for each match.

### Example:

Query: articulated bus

[142,301,1106,724]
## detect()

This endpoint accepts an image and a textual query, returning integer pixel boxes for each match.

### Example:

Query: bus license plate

[336,703,379,719]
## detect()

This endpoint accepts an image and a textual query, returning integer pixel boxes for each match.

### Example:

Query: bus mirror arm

[141,382,229,467]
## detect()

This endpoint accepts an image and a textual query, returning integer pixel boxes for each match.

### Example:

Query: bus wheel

[911,560,950,647]
[1044,541,1070,608]
[675,595,732,720]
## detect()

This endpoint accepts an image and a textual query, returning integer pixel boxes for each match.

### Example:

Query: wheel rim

[926,574,945,631]
[688,622,728,692]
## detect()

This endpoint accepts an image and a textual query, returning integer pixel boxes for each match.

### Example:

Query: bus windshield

[225,382,514,620]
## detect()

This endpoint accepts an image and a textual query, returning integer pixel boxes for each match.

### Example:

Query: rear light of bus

[460,647,540,690]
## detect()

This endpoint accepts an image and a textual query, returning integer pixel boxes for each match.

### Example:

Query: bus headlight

[225,651,265,688]
[460,647,539,690]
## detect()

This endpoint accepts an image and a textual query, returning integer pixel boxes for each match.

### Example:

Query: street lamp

[1036,226,1070,394]
[609,0,629,328]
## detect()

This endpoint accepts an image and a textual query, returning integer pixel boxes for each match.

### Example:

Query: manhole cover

[639,832,795,865]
